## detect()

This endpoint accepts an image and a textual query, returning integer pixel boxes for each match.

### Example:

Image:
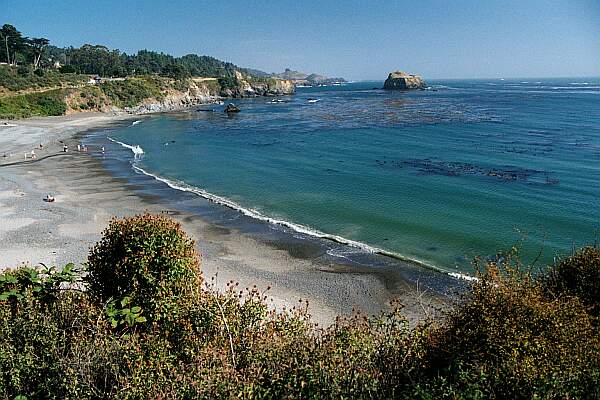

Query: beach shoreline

[0,111,457,325]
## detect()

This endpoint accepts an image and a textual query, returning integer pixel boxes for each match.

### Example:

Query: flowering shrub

[0,215,598,399]
[86,213,201,325]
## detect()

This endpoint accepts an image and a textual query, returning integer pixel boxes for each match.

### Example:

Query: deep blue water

[104,79,600,275]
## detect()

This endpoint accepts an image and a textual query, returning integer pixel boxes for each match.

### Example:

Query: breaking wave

[130,163,472,281]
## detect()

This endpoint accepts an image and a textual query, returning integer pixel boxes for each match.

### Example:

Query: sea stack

[224,103,240,113]
[383,71,427,90]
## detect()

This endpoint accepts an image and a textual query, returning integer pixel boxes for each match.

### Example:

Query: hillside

[0,23,296,119]
[0,65,294,118]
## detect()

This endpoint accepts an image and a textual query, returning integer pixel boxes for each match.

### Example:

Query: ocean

[89,79,600,277]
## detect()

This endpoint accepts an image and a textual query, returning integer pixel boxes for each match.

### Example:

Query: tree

[0,24,24,65]
[162,62,190,80]
[28,37,49,69]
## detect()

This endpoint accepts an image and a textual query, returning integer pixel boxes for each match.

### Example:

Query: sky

[3,0,600,80]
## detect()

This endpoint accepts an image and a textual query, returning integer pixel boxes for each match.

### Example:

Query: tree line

[1,23,257,79]
[0,24,49,68]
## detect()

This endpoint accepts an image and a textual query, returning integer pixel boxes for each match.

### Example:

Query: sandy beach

[0,112,455,325]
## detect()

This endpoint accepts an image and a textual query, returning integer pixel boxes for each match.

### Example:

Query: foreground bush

[544,246,600,318]
[421,258,600,399]
[1,215,599,399]
[86,213,202,324]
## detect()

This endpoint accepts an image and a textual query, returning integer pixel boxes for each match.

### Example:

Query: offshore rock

[224,103,240,113]
[383,71,427,90]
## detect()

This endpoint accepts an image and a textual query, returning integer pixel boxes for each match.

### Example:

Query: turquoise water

[105,79,600,274]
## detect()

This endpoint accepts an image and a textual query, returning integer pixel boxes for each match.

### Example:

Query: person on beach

[39,143,43,149]
[63,145,68,152]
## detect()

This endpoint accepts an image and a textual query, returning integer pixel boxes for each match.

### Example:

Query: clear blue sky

[3,0,600,80]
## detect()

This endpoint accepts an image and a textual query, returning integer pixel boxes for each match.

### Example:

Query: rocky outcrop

[66,72,294,116]
[251,77,295,96]
[383,71,426,90]
[220,71,295,98]
[126,80,221,114]
[224,103,240,113]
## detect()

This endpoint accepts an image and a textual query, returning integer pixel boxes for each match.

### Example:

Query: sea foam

[107,137,144,156]
[129,163,470,281]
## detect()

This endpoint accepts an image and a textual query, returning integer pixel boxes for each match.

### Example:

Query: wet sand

[0,113,458,325]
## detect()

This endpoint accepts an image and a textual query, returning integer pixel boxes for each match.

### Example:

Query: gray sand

[0,113,451,325]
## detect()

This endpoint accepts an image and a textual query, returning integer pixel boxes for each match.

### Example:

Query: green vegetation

[1,24,257,79]
[68,85,109,112]
[218,75,239,91]
[87,214,201,325]
[0,24,292,119]
[544,246,600,318]
[1,214,599,399]
[0,64,87,95]
[0,24,49,68]
[420,256,600,398]
[99,77,165,108]
[0,89,66,119]
[0,73,180,117]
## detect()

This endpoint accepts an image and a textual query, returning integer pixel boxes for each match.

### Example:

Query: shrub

[17,65,31,76]
[422,258,600,399]
[0,64,87,93]
[86,213,202,324]
[0,272,122,399]
[2,215,600,399]
[59,64,77,74]
[544,246,600,318]
[0,89,67,118]
[0,264,79,304]
[99,77,164,108]
[218,75,238,91]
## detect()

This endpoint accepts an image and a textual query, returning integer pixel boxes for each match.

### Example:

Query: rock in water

[224,103,240,113]
[383,71,427,90]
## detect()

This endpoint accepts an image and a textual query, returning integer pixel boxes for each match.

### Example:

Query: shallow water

[101,79,600,275]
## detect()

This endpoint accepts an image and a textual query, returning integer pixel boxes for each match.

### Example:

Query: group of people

[72,143,104,154]
[25,142,43,159]
[25,142,106,160]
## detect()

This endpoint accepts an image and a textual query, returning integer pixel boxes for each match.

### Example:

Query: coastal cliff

[383,71,427,90]
[63,72,294,115]
[220,71,295,98]
[0,63,295,118]
[123,78,221,114]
